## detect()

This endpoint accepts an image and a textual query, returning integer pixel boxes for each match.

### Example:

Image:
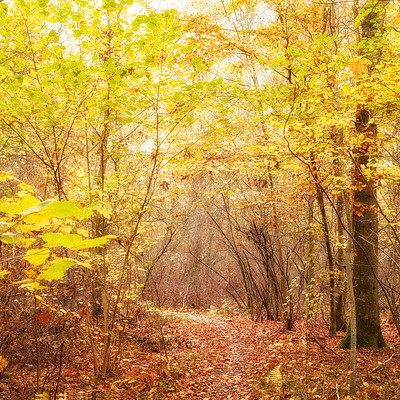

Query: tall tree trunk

[344,190,358,396]
[329,0,347,332]
[334,188,347,331]
[268,171,292,329]
[351,109,385,348]
[310,153,336,334]
[341,0,389,349]
[90,27,114,377]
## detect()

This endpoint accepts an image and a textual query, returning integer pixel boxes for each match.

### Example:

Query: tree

[341,0,389,349]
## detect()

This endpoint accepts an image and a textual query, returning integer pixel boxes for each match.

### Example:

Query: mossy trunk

[340,110,386,349]
[352,170,386,348]
[341,0,389,350]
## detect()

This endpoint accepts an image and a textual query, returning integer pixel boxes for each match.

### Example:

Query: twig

[188,249,245,308]
[313,335,326,350]
[312,335,344,359]
[54,341,64,399]
[336,383,341,400]
[368,354,394,374]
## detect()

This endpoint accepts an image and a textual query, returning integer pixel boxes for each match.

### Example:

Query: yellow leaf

[19,238,36,248]
[24,267,39,278]
[23,248,50,266]
[77,228,88,237]
[350,58,368,77]
[0,354,8,372]
[0,172,18,182]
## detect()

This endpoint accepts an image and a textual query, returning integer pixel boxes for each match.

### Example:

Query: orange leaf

[350,58,368,77]
[36,312,52,325]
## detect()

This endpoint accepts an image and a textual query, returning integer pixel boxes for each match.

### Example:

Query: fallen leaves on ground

[3,309,400,399]
[155,310,400,400]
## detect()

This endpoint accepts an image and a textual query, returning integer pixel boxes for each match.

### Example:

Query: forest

[0,0,400,398]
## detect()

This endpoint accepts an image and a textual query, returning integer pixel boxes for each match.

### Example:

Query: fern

[268,364,283,391]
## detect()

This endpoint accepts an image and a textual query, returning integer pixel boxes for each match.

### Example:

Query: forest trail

[165,311,285,399]
[24,309,400,399]
[160,310,400,400]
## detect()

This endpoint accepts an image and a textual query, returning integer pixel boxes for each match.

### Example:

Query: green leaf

[41,201,92,218]
[48,29,59,42]
[191,57,203,67]
[0,235,19,244]
[19,281,48,291]
[73,236,112,250]
[24,248,50,266]
[0,195,39,214]
[364,7,373,17]
[42,233,82,248]
[38,258,74,280]
[37,0,49,8]
[19,199,55,215]
[42,232,112,250]
[73,29,82,38]
[0,2,8,14]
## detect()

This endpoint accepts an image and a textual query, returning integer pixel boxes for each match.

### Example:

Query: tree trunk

[349,110,385,348]
[341,0,388,349]
[326,0,347,333]
[334,189,347,331]
[310,154,336,334]
[343,190,358,396]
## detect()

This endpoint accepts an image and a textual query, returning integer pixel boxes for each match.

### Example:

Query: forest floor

[149,310,400,400]
[4,308,400,399]
[114,309,400,400]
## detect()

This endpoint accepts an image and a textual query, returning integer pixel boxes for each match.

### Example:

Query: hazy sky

[149,0,192,12]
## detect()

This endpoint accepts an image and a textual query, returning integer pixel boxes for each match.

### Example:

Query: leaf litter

[4,309,400,399]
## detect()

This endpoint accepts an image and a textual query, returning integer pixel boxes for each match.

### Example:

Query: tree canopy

[1,0,400,397]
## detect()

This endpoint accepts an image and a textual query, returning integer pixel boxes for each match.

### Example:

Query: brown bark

[334,190,347,331]
[310,154,336,334]
[341,0,389,350]
[351,110,385,348]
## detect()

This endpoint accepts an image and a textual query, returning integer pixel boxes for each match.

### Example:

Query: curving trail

[166,312,284,400]
[159,310,400,400]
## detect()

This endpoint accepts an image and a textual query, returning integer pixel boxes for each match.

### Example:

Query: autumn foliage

[0,0,400,398]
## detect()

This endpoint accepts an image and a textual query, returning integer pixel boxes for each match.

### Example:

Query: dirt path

[153,310,400,399]
[165,311,285,400]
